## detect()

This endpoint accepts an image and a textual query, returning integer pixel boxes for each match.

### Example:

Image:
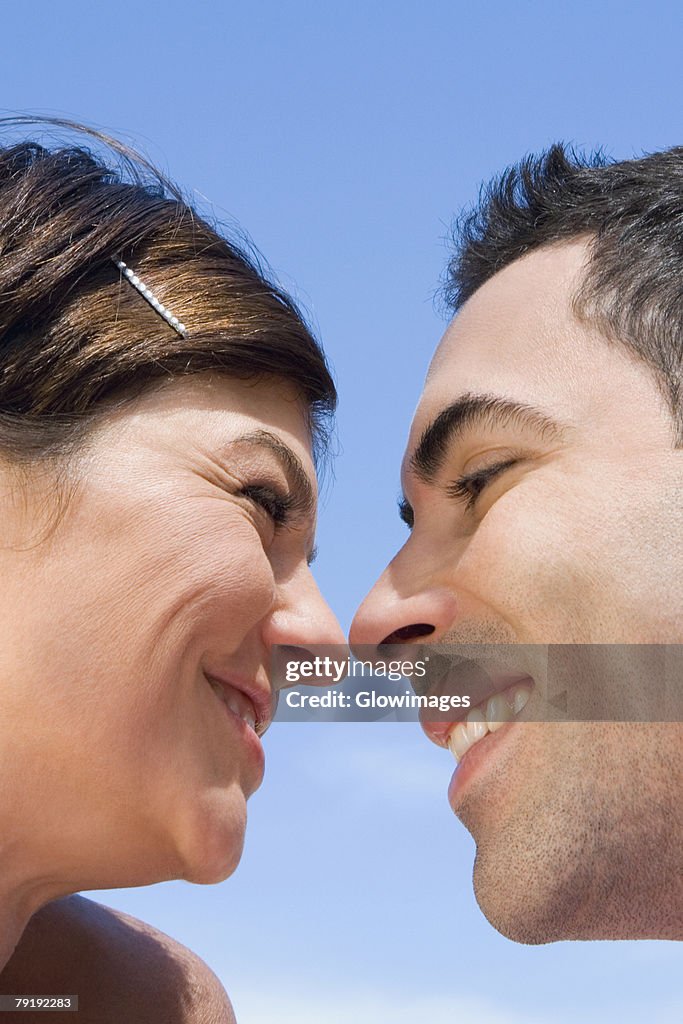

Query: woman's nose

[264,568,346,692]
[349,562,459,654]
[264,566,346,655]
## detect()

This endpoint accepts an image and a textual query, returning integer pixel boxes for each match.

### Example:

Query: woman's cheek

[187,512,277,623]
[122,500,277,636]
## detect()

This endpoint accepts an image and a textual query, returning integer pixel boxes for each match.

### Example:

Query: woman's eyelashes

[398,496,414,529]
[447,457,520,511]
[238,484,294,526]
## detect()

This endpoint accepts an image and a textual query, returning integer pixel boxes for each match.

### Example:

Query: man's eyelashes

[446,458,519,511]
[399,457,521,528]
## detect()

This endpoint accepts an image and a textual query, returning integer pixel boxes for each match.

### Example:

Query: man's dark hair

[444,143,683,443]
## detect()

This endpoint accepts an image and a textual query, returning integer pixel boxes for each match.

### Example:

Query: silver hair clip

[112,257,188,337]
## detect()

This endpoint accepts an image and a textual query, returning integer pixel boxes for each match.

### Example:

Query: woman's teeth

[447,683,531,764]
[209,680,257,732]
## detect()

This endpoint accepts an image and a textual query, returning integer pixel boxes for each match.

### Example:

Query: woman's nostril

[379,623,435,645]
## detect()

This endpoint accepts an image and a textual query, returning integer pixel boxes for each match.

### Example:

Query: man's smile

[444,678,532,764]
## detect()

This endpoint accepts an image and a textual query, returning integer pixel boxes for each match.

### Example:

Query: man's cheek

[465,507,606,641]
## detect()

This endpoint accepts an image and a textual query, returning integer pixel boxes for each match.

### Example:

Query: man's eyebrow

[410,392,569,484]
[220,429,317,521]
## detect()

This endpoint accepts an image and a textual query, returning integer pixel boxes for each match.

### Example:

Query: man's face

[350,241,682,942]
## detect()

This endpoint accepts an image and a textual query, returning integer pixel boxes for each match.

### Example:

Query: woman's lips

[204,672,275,737]
[205,675,266,789]
[207,677,258,731]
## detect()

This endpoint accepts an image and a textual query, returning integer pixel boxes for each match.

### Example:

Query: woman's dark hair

[0,118,336,464]
[443,143,683,443]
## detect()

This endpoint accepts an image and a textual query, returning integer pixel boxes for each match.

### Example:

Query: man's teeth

[447,684,531,764]
[484,693,513,730]
[209,680,257,732]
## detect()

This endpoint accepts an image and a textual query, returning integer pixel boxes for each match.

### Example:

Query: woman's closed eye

[238,484,294,526]
[447,457,520,512]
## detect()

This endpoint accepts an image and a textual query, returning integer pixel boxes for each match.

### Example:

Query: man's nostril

[379,623,435,645]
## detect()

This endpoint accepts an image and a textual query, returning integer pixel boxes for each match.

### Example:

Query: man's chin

[470,848,599,945]
[472,862,559,945]
[471,848,682,944]
[457,722,682,942]
[473,889,563,945]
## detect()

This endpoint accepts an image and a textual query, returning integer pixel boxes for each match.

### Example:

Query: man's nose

[349,559,459,653]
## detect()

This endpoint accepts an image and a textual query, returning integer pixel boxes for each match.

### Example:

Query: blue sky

[2,2,682,1020]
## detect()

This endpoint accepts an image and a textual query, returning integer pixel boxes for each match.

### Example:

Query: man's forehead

[406,242,594,451]
[402,238,675,477]
[430,241,588,377]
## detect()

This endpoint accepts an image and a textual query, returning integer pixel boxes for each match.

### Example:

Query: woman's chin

[175,787,248,885]
[71,788,248,891]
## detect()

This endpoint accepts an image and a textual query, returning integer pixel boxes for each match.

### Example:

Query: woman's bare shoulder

[0,895,235,1023]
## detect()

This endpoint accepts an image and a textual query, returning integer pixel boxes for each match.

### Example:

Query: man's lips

[419,674,534,750]
[424,675,535,808]
[447,722,517,808]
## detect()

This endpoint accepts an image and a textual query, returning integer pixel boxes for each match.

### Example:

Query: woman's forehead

[96,375,315,458]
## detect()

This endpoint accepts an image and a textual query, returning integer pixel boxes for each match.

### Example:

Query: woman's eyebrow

[409,392,570,484]
[219,429,317,520]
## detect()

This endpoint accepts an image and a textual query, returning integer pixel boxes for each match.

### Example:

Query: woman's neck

[0,846,63,973]
[0,896,34,973]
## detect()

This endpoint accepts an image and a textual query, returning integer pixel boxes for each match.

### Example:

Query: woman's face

[0,375,342,894]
